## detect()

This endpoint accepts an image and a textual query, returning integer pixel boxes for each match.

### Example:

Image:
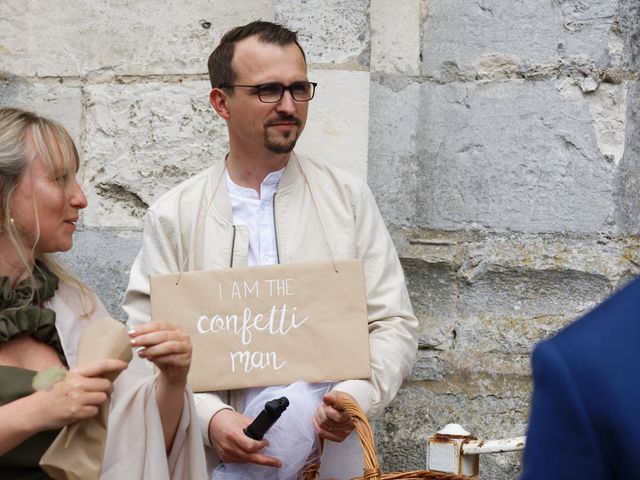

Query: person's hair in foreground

[207,20,306,89]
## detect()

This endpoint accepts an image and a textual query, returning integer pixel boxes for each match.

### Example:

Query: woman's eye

[53,173,70,184]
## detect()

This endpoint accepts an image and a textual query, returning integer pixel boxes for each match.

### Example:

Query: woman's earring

[0,217,14,232]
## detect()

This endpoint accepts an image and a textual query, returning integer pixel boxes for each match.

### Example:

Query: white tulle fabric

[212,382,331,480]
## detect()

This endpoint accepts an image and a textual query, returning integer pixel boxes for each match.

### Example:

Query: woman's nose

[70,177,88,209]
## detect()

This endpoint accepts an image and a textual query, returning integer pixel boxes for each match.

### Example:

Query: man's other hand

[312,391,356,442]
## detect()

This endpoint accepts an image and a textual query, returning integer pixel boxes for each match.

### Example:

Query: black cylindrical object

[243,396,290,440]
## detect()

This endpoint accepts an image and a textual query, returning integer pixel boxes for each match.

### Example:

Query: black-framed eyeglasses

[218,81,318,103]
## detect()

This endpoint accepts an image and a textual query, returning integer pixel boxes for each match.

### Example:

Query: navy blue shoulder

[546,275,640,366]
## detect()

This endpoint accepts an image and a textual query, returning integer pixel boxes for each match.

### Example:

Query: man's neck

[225,150,291,192]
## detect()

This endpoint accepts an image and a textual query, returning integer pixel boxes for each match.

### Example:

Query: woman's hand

[37,358,128,430]
[129,322,192,386]
[129,322,192,451]
[0,358,127,456]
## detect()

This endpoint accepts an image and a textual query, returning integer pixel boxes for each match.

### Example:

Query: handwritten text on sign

[150,260,371,392]
[197,278,306,372]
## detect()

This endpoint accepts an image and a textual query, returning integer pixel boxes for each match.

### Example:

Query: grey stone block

[421,0,619,78]
[439,351,532,381]
[480,451,524,480]
[400,241,462,349]
[454,309,578,355]
[275,0,370,66]
[413,80,614,233]
[0,78,82,142]
[398,231,640,355]
[369,78,623,233]
[615,80,640,233]
[58,228,142,321]
[413,82,613,232]
[370,0,422,75]
[0,0,271,77]
[455,236,632,352]
[410,349,445,381]
[618,0,640,70]
[82,80,228,228]
[459,266,610,320]
[368,81,421,226]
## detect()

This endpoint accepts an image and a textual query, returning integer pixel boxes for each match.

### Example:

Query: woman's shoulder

[50,281,107,319]
[47,282,113,367]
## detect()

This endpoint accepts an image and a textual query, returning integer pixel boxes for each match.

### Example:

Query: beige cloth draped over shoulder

[41,282,207,480]
[41,317,133,480]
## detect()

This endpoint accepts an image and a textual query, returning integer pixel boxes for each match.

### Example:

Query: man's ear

[210,88,231,120]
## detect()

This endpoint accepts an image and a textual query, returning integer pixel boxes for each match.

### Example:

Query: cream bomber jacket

[123,153,418,449]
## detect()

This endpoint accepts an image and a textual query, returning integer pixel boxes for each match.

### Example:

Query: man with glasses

[124,21,417,475]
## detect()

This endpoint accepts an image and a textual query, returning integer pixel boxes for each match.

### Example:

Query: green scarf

[0,261,67,366]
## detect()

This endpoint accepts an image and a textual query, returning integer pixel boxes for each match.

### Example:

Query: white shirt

[224,167,284,267]
[225,166,285,411]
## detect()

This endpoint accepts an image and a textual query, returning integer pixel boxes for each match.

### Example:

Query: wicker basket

[303,398,474,480]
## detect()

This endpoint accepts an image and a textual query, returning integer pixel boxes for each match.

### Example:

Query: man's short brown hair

[207,20,306,89]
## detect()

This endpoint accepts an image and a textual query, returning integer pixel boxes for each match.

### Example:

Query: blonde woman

[0,107,206,479]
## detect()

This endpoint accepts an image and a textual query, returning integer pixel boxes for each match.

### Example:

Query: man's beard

[264,115,301,154]
[264,130,298,153]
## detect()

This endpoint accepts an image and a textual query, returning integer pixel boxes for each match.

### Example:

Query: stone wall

[369,0,640,477]
[2,1,639,478]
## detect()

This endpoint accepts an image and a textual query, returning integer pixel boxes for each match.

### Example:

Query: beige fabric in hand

[40,317,132,480]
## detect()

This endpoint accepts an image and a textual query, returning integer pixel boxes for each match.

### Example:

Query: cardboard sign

[150,259,370,392]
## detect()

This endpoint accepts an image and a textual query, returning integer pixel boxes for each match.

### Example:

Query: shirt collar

[225,167,285,199]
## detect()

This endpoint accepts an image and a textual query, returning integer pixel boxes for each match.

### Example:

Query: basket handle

[302,397,476,480]
[303,396,382,480]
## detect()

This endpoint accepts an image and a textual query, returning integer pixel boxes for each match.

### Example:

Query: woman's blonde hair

[0,107,95,314]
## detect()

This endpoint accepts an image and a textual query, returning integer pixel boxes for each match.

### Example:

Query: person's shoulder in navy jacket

[521,276,640,480]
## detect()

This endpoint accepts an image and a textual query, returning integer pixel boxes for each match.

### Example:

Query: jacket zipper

[273,193,281,264]
[229,225,236,267]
